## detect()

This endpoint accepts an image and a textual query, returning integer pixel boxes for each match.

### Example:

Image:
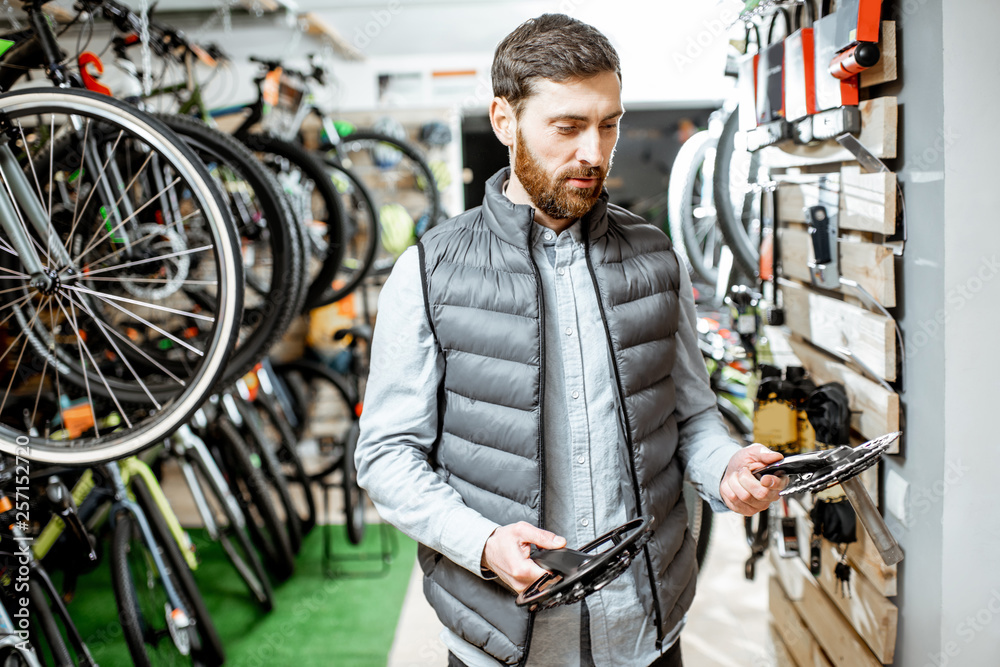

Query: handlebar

[249,54,326,86]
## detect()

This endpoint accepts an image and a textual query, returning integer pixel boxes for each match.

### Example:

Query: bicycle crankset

[515,516,653,611]
[754,431,904,565]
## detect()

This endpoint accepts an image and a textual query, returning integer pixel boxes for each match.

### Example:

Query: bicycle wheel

[212,417,295,581]
[326,130,440,270]
[667,130,726,284]
[157,114,304,387]
[179,446,275,611]
[309,161,380,308]
[110,508,210,667]
[0,89,242,465]
[255,391,317,536]
[235,395,303,554]
[244,133,345,312]
[713,109,763,279]
[274,360,365,545]
[26,579,72,666]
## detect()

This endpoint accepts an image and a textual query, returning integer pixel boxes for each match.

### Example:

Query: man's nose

[575,127,603,166]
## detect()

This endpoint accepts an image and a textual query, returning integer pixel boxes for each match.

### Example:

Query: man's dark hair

[492,14,621,116]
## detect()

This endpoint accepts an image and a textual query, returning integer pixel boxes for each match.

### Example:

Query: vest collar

[482,167,610,249]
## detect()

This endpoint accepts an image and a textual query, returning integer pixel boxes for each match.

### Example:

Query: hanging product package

[756,8,791,125]
[736,22,763,132]
[814,4,858,109]
[784,1,817,122]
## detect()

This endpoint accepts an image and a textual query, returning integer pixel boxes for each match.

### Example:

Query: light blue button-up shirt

[357,208,742,667]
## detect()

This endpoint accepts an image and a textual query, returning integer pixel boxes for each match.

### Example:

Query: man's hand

[481,521,567,593]
[720,444,787,516]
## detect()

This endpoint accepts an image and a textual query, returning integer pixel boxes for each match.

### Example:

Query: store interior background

[81,0,1000,664]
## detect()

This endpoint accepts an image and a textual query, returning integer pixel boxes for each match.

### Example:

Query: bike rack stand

[318,479,398,579]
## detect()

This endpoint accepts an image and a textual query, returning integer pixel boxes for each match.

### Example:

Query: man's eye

[601,124,617,131]
[556,126,576,133]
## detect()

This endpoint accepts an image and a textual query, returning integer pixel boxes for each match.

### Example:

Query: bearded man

[356,13,783,667]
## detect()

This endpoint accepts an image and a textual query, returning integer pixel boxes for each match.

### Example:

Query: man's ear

[490,97,516,148]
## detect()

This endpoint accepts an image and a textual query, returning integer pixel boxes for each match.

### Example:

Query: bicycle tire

[131,475,225,666]
[0,89,242,465]
[184,448,275,611]
[309,160,380,308]
[213,417,295,581]
[110,509,201,667]
[273,360,365,544]
[713,109,763,279]
[156,113,304,388]
[255,391,317,536]
[325,130,440,267]
[244,133,345,312]
[667,130,725,284]
[235,396,304,554]
[27,580,72,666]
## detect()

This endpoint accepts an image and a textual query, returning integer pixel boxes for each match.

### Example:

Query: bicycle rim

[0,89,242,465]
[713,109,762,278]
[667,130,725,284]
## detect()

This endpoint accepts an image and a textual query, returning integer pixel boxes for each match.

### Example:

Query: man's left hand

[720,444,787,516]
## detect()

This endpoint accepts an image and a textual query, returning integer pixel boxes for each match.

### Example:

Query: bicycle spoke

[79,289,205,357]
[48,114,54,242]
[0,291,37,328]
[30,342,50,431]
[62,292,186,387]
[65,117,93,253]
[81,208,202,268]
[81,276,217,286]
[67,128,124,257]
[0,293,49,416]
[80,244,214,278]
[0,265,29,278]
[61,290,162,408]
[65,284,215,322]
[59,296,133,431]
[74,169,178,265]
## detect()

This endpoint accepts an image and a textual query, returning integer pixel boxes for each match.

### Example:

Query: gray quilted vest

[417,169,696,666]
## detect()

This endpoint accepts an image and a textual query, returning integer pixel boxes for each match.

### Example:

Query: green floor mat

[62,524,416,666]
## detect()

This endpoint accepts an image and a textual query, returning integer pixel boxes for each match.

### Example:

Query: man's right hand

[481,521,567,593]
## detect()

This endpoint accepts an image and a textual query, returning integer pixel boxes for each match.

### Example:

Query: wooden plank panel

[840,168,896,234]
[771,548,807,602]
[777,228,896,307]
[861,22,898,88]
[771,577,835,667]
[769,626,800,667]
[780,279,896,382]
[847,519,898,597]
[793,565,882,667]
[817,539,899,663]
[762,97,897,168]
[787,336,900,444]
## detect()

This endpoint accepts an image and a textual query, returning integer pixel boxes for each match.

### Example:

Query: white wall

[941,0,1000,664]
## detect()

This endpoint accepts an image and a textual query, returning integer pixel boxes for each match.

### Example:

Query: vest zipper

[518,242,546,667]
[582,230,666,651]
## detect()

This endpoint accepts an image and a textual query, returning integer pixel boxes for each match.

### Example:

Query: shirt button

[571,390,580,399]
[565,327,574,336]
[581,518,589,527]
[544,232,554,241]
[577,454,586,464]
[558,267,566,276]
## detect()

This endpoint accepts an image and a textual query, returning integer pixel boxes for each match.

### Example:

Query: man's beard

[513,129,608,221]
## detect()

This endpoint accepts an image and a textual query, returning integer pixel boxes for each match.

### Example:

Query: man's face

[511,71,623,221]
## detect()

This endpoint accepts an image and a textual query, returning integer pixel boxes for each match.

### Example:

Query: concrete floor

[386,511,775,667]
